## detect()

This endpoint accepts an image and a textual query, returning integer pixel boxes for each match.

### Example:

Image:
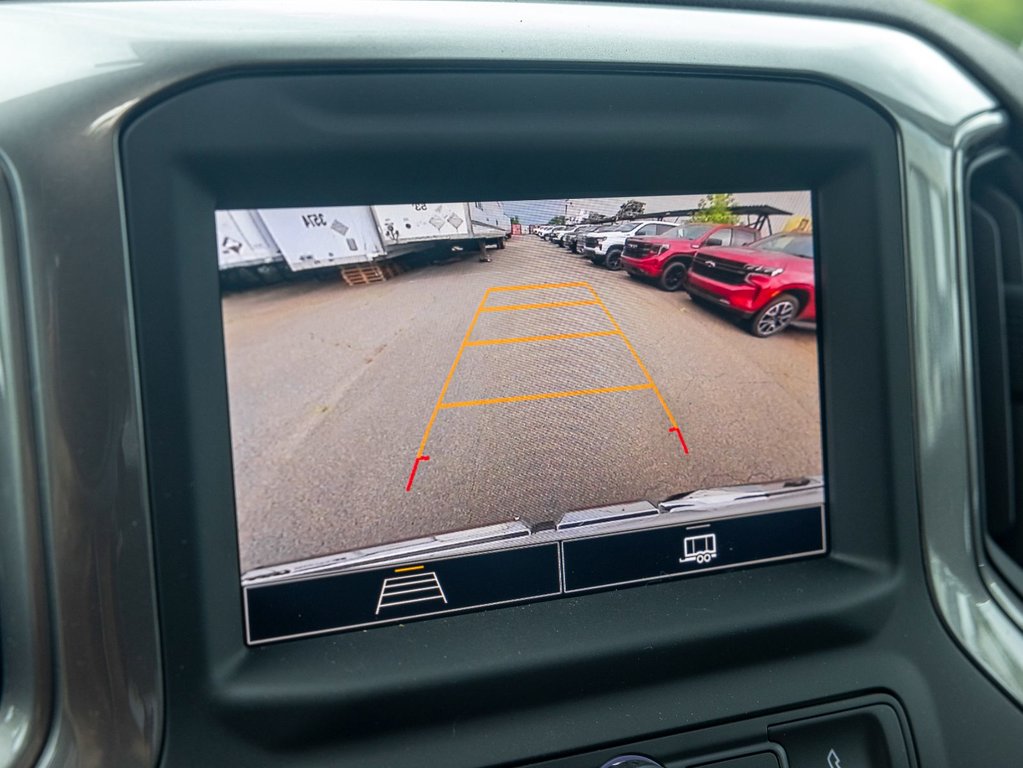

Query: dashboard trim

[914,109,1023,704]
[0,2,1015,766]
[0,162,52,768]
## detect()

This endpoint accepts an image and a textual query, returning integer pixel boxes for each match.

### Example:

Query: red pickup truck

[684,231,816,337]
[621,223,760,291]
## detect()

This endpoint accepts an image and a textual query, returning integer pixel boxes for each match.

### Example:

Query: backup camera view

[218,192,826,643]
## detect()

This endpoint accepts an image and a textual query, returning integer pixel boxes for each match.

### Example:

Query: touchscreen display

[218,193,825,644]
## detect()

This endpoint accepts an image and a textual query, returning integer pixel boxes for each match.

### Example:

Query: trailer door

[257,206,386,271]
[215,210,282,269]
[373,202,473,244]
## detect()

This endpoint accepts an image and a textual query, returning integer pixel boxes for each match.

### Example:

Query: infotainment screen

[218,192,825,644]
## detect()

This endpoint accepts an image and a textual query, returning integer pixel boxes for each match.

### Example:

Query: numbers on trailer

[301,213,328,228]
[413,204,428,211]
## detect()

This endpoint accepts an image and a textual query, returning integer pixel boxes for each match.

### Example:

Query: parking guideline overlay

[406,281,688,491]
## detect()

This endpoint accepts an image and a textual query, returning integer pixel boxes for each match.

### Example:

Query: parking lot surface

[223,236,822,572]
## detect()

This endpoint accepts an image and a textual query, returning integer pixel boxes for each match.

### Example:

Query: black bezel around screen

[123,68,911,766]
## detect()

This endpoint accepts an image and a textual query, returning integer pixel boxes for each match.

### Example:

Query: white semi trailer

[216,202,511,276]
[468,201,512,241]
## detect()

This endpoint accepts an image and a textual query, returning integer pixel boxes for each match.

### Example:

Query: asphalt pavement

[222,236,822,573]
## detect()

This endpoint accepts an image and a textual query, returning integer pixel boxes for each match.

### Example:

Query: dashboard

[2,2,1023,767]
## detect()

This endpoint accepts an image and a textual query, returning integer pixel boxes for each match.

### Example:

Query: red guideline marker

[405,455,430,492]
[668,427,689,455]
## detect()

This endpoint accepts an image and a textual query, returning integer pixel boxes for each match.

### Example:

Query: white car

[546,225,569,242]
[583,220,678,269]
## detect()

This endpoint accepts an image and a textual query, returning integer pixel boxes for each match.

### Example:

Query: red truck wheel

[658,261,687,291]
[750,293,800,337]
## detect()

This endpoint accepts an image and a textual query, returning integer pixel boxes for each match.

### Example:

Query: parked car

[578,223,619,257]
[552,226,573,246]
[684,231,815,337]
[559,225,589,247]
[546,225,568,242]
[565,224,598,253]
[583,220,677,269]
[621,223,760,291]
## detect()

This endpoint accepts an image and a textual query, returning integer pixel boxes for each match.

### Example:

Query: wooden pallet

[340,260,406,286]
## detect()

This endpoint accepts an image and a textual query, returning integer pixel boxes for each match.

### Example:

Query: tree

[547,215,565,225]
[510,216,520,225]
[615,199,646,220]
[690,193,739,225]
[930,0,1023,45]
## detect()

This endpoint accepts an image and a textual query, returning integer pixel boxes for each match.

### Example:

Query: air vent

[968,148,1023,583]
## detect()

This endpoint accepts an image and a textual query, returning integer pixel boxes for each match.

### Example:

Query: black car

[565,224,599,252]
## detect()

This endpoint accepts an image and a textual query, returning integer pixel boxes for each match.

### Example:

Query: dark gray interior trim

[0,2,1010,766]
[917,110,1023,703]
[0,163,52,768]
